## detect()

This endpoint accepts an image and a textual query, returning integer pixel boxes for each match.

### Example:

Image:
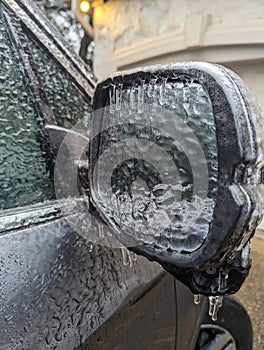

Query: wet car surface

[237,234,264,350]
[0,1,260,349]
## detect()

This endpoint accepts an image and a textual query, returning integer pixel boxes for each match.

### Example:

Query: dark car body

[0,1,252,349]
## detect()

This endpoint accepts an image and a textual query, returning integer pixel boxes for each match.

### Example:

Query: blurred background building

[91,0,264,108]
[35,0,264,109]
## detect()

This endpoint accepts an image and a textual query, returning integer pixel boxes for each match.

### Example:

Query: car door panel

[78,273,177,350]
[0,217,163,349]
[0,1,208,349]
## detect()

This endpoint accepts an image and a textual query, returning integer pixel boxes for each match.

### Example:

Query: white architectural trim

[258,220,264,232]
[111,18,264,71]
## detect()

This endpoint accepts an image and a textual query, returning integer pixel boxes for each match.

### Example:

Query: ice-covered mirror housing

[89,62,264,297]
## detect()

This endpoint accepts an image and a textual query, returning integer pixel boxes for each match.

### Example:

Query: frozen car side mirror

[88,62,264,302]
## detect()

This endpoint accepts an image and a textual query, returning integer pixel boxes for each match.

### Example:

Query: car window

[27,34,92,129]
[0,9,55,210]
[0,0,94,215]
[0,4,165,350]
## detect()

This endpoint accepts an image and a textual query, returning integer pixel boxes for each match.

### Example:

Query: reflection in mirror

[90,79,218,253]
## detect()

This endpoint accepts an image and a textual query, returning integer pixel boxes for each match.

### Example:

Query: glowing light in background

[80,0,90,13]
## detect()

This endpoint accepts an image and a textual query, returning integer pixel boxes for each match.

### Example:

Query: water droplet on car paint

[4,313,14,323]
[98,224,104,238]
[88,242,93,253]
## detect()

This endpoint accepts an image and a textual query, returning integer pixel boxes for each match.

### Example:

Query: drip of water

[123,88,131,114]
[171,82,183,109]
[109,84,116,114]
[165,83,173,106]
[152,84,159,114]
[183,84,191,122]
[115,83,123,111]
[130,85,136,110]
[208,296,223,321]
[194,294,201,305]
[218,270,229,293]
[121,247,133,267]
[159,78,167,106]
[147,79,154,98]
[138,82,144,114]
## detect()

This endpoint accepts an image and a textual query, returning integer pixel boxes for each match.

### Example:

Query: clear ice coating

[27,35,92,129]
[32,0,84,54]
[208,296,223,321]
[0,217,161,349]
[121,247,137,267]
[95,79,218,253]
[218,270,229,293]
[0,1,163,349]
[0,0,94,212]
[0,0,94,209]
[194,291,224,320]
[0,8,55,210]
[193,294,201,305]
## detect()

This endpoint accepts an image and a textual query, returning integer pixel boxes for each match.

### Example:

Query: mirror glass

[91,78,218,253]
